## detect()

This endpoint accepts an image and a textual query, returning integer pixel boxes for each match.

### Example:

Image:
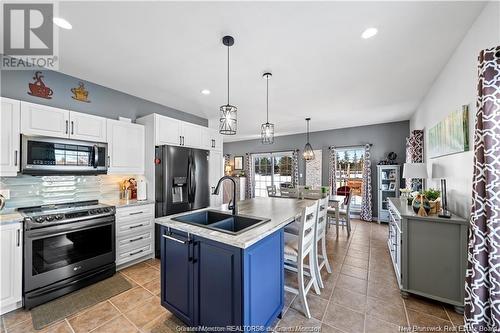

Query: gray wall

[223,120,410,217]
[1,69,207,126]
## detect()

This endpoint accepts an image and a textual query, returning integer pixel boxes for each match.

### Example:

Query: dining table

[269,192,345,235]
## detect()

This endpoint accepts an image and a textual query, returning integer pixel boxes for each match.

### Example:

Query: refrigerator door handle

[187,154,193,204]
[191,154,197,202]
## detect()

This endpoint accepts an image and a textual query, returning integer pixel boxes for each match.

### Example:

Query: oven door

[24,215,115,293]
[21,135,107,175]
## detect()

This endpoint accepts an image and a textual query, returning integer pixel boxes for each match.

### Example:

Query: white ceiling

[57,1,486,142]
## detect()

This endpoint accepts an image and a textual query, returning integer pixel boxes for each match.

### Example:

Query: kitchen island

[155,197,315,331]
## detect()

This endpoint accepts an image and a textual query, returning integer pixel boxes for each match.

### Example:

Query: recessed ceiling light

[201,89,211,95]
[361,27,378,39]
[53,17,72,30]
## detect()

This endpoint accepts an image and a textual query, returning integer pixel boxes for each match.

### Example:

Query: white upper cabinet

[180,122,202,148]
[0,98,21,176]
[107,119,145,175]
[0,223,23,315]
[21,102,70,138]
[20,101,107,142]
[156,115,181,146]
[201,128,223,151]
[68,112,107,142]
[200,128,212,150]
[209,128,223,152]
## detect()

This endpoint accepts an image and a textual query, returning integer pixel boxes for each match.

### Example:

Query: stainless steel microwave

[21,135,108,175]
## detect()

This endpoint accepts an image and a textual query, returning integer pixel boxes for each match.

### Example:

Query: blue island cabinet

[160,225,284,331]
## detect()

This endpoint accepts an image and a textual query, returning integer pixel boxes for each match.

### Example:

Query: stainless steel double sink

[171,210,270,235]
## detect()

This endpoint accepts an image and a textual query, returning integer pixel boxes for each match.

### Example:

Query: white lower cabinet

[115,204,154,268]
[0,223,22,315]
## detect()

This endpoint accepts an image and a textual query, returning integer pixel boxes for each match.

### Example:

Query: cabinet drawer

[116,205,154,221]
[116,243,152,265]
[117,230,152,254]
[117,218,153,236]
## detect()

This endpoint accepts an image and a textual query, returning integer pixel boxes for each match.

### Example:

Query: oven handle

[26,217,114,238]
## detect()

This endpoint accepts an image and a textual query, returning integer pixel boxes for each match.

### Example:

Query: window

[252,152,293,197]
[334,147,365,211]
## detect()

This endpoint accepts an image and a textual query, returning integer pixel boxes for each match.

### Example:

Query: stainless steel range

[19,200,116,309]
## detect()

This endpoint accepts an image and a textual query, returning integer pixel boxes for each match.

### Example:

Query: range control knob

[35,216,45,223]
[55,214,64,220]
[46,215,55,222]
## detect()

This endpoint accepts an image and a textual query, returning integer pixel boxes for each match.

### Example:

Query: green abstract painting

[428,105,469,158]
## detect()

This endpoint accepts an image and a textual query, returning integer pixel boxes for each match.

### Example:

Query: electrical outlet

[0,189,10,200]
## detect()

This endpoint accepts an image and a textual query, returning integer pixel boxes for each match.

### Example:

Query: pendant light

[261,72,274,144]
[303,118,315,160]
[219,36,237,135]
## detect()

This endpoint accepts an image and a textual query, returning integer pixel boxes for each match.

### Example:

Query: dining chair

[315,196,332,288]
[266,185,277,197]
[336,186,351,205]
[280,187,299,198]
[327,189,353,236]
[284,201,321,318]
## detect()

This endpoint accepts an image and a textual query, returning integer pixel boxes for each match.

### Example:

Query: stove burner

[19,200,115,229]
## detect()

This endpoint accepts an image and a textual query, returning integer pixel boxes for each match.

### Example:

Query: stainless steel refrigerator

[154,145,210,256]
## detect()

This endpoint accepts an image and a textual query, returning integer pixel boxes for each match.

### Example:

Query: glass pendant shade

[303,142,315,160]
[220,104,237,135]
[219,36,237,135]
[261,72,274,144]
[303,117,315,160]
[261,122,274,144]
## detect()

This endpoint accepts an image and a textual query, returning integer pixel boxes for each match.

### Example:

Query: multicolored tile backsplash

[0,174,135,212]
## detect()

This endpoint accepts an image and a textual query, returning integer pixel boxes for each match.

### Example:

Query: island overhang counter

[155,197,315,330]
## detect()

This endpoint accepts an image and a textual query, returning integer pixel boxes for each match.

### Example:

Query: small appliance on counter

[137,176,147,201]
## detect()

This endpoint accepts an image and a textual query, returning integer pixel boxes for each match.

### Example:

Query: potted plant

[423,188,441,214]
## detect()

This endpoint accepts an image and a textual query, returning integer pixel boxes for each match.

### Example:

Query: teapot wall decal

[71,81,91,103]
[27,71,53,99]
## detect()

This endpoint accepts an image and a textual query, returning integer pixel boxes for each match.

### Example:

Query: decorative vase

[429,198,441,215]
[412,194,431,216]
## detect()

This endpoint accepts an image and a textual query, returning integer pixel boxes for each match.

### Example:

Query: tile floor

[0,220,464,333]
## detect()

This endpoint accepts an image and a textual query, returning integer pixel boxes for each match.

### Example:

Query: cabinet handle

[129,224,145,229]
[16,229,20,247]
[71,121,74,135]
[162,234,188,244]
[107,156,110,167]
[180,136,182,145]
[65,120,69,134]
[129,211,143,216]
[182,136,185,146]
[129,249,144,256]
[14,150,18,166]
[129,236,144,243]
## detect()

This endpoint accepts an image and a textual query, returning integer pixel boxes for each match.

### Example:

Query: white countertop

[155,197,315,249]
[102,199,155,209]
[0,212,23,225]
